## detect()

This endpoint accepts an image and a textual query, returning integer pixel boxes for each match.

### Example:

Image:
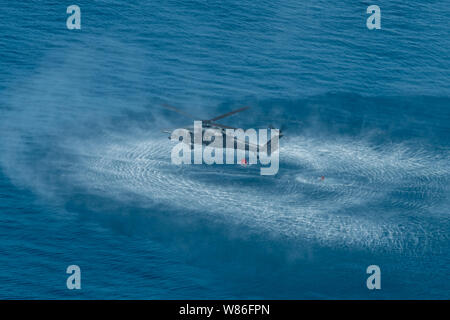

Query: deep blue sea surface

[0,1,449,299]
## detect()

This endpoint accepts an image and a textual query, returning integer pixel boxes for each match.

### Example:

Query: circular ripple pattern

[70,129,450,253]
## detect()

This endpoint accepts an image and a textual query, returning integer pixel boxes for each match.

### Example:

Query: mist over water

[0,1,449,298]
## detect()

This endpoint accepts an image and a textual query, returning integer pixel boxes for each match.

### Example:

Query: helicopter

[161,104,283,157]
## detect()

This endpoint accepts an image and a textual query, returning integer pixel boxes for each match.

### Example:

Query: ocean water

[0,0,449,299]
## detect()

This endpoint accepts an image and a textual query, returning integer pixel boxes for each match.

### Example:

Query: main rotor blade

[208,106,250,122]
[161,104,195,119]
[208,122,237,130]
